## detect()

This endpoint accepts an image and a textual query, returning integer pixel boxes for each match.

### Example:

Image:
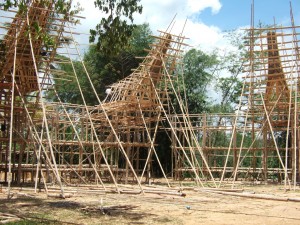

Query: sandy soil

[1,184,300,224]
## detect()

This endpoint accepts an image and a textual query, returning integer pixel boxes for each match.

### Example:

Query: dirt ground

[1,184,300,225]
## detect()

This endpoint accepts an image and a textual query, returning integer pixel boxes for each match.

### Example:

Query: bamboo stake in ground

[160,54,216,186]
[26,11,65,198]
[7,25,18,199]
[63,41,119,193]
[69,33,143,187]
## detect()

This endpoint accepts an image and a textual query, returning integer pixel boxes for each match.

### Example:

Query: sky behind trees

[76,0,300,52]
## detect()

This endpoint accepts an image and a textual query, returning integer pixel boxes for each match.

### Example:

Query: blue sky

[74,0,300,52]
[1,1,298,58]
[1,0,299,49]
[199,0,300,31]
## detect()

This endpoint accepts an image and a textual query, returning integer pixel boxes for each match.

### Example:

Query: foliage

[1,0,82,51]
[128,23,153,56]
[209,30,247,114]
[46,55,83,104]
[214,76,243,110]
[49,23,153,105]
[90,0,143,56]
[174,49,219,114]
[0,0,82,20]
[0,0,23,10]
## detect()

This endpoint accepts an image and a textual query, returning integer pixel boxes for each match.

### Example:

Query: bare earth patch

[1,184,300,224]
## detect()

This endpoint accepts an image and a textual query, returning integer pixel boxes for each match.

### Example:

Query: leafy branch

[90,0,143,56]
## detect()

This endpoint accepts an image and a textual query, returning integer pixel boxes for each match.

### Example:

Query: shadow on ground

[0,195,155,224]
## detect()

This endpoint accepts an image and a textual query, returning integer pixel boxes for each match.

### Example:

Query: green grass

[5,219,57,225]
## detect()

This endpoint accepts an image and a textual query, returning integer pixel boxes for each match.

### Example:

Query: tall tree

[49,23,153,105]
[175,49,219,114]
[213,29,247,113]
[90,0,143,56]
[211,27,271,113]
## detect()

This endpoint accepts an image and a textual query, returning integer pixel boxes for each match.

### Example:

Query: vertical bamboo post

[262,124,268,182]
[7,26,18,198]
[171,116,175,179]
[26,12,65,198]
[202,114,207,177]
[233,118,237,178]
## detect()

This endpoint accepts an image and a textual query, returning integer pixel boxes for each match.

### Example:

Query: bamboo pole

[160,54,216,186]
[26,12,65,198]
[290,2,300,190]
[284,87,293,190]
[148,70,204,187]
[260,93,286,170]
[7,25,18,199]
[136,99,170,186]
[66,23,147,193]
[34,117,45,193]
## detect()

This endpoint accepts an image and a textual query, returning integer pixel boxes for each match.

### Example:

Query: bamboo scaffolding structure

[169,10,300,185]
[1,1,300,197]
[25,9,65,198]
[66,26,144,193]
[160,51,217,185]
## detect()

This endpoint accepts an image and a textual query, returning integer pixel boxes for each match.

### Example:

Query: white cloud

[74,0,225,52]
[187,0,222,14]
[133,0,224,50]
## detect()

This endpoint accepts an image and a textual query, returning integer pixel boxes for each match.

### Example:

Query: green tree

[46,55,83,104]
[211,29,247,114]
[0,0,82,22]
[49,23,153,105]
[129,23,153,56]
[212,25,272,113]
[175,49,219,114]
[90,0,143,56]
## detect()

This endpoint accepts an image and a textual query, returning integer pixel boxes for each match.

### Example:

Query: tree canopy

[174,49,219,114]
[0,0,82,21]
[48,23,153,105]
[90,0,143,56]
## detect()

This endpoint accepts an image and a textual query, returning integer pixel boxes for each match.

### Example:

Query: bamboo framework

[171,7,300,188]
[1,1,300,197]
[0,0,206,195]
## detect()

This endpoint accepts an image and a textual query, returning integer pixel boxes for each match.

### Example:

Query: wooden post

[171,116,175,179]
[125,128,130,184]
[262,123,268,182]
[233,118,237,180]
[202,114,207,177]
